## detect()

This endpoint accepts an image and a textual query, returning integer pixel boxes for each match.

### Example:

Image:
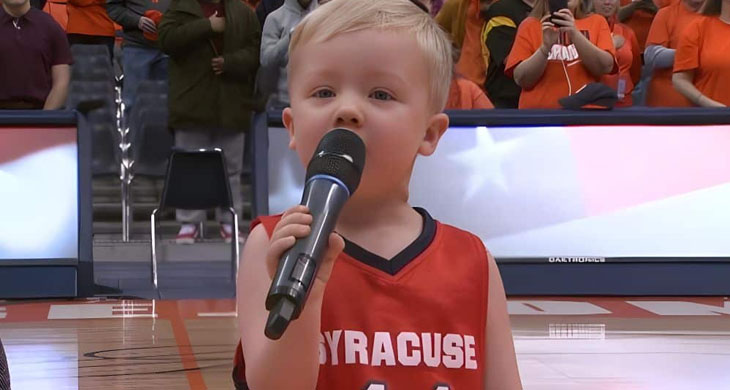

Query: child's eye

[313,89,335,98]
[370,90,394,101]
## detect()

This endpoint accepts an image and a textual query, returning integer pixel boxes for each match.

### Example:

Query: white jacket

[259,0,319,108]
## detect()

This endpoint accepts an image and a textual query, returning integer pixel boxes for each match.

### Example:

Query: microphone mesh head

[305,128,366,194]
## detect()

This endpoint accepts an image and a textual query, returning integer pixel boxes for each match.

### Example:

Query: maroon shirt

[198,0,225,55]
[0,7,72,105]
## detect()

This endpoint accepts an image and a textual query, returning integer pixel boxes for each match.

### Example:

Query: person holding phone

[594,0,642,106]
[671,0,730,107]
[505,0,617,108]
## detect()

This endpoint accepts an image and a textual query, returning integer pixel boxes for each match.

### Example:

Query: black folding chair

[150,148,240,289]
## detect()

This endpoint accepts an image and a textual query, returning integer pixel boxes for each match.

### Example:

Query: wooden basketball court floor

[0,297,728,390]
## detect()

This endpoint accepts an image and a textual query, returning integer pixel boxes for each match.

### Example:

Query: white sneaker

[220,223,243,244]
[175,224,199,244]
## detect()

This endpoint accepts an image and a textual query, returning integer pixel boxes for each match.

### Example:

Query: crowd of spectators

[439,0,730,109]
[3,0,727,112]
[0,0,728,240]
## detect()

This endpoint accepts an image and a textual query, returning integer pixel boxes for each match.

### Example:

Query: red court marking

[156,301,208,390]
[1,302,51,322]
[588,299,658,318]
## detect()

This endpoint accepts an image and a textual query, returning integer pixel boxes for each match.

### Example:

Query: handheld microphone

[264,128,366,340]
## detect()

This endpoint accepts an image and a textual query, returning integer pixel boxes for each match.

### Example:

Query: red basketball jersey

[234,208,489,390]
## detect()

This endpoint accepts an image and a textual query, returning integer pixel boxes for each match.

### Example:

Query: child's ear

[418,112,449,156]
[282,107,296,150]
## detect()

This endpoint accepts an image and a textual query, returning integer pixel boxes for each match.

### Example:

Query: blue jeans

[122,45,168,115]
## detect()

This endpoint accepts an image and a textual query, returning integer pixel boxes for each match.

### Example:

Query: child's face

[283,29,449,201]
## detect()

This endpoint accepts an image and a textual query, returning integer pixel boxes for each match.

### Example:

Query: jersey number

[365,383,450,390]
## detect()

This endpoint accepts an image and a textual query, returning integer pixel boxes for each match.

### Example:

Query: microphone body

[264,176,350,339]
[264,128,366,340]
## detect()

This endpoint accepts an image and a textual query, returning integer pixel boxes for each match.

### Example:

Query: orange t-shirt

[674,16,730,106]
[620,0,655,51]
[455,0,487,89]
[601,22,641,107]
[43,0,68,31]
[446,76,495,109]
[644,1,701,107]
[505,14,617,109]
[619,0,676,51]
[66,0,116,37]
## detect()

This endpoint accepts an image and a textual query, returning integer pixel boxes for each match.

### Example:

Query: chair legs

[229,207,240,284]
[198,221,206,240]
[150,208,239,291]
[150,208,159,290]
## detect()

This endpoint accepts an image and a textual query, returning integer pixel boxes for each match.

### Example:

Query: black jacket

[483,0,532,108]
[158,0,261,131]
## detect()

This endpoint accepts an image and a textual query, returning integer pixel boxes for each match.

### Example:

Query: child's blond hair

[289,0,453,113]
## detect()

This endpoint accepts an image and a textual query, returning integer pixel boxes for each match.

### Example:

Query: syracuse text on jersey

[547,31,591,62]
[318,330,478,369]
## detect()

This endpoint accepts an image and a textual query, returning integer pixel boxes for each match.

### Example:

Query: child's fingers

[267,231,344,287]
[326,232,345,262]
[267,212,313,278]
[270,208,313,243]
[281,205,309,220]
[274,211,312,232]
[314,232,345,285]
[266,236,296,279]
[270,212,312,242]
[269,223,311,244]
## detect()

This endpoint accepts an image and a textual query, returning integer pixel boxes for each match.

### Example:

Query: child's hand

[266,205,345,288]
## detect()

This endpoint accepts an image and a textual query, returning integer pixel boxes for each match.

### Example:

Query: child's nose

[333,101,363,129]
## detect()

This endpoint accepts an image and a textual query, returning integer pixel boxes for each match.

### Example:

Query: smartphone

[549,0,568,24]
